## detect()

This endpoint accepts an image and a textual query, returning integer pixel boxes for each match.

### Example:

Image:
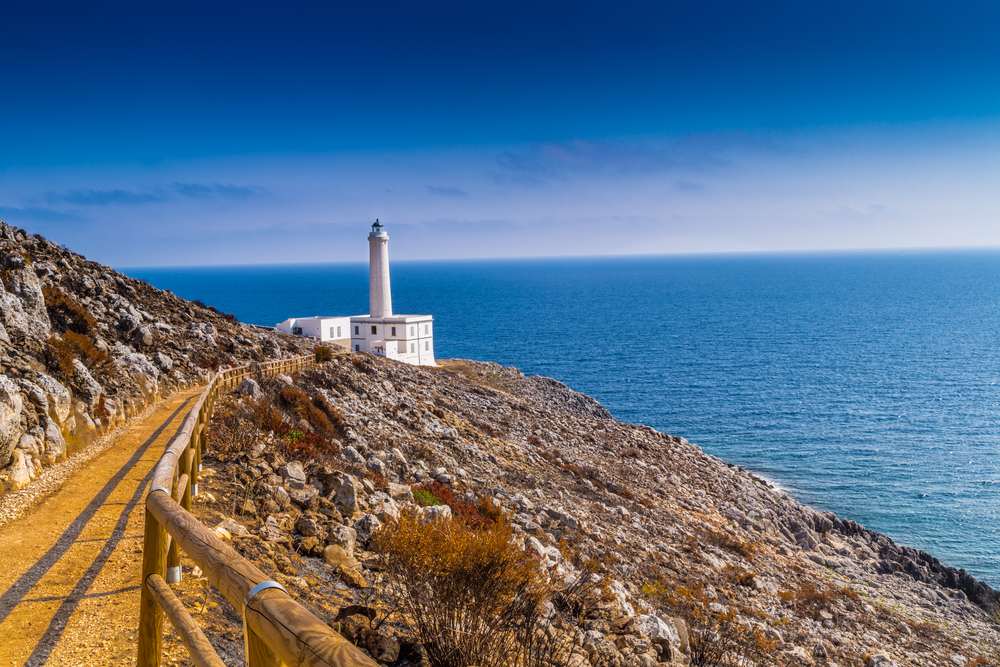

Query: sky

[1,1,1000,266]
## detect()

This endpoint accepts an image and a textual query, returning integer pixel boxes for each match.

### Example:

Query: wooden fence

[137,354,377,667]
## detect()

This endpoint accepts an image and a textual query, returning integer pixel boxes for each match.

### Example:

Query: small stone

[216,517,251,538]
[353,513,382,546]
[323,545,368,588]
[280,461,307,489]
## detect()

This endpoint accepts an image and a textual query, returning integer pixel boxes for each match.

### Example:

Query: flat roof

[350,314,433,323]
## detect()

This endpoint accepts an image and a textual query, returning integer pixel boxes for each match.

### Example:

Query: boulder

[154,352,173,370]
[0,449,34,491]
[0,265,50,346]
[368,492,400,522]
[328,472,363,516]
[328,524,358,555]
[34,373,71,424]
[280,460,307,489]
[323,544,368,588]
[71,359,104,408]
[636,614,687,658]
[43,420,66,464]
[216,518,251,539]
[238,378,263,400]
[866,657,899,667]
[0,375,25,468]
[353,513,382,546]
[295,513,327,539]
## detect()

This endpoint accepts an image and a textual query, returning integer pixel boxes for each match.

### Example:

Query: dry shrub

[315,344,334,362]
[778,581,859,620]
[406,441,439,464]
[211,404,264,456]
[373,513,576,667]
[278,384,336,435]
[248,398,288,436]
[43,284,97,335]
[195,349,227,370]
[643,579,778,667]
[413,482,500,529]
[706,529,761,562]
[46,332,109,379]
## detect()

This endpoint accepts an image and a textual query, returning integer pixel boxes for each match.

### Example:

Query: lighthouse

[350,220,435,365]
[368,219,393,318]
[274,220,436,366]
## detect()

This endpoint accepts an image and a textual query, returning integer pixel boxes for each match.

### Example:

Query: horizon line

[118,242,1000,271]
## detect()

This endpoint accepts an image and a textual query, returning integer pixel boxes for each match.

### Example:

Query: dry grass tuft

[778,581,860,620]
[643,579,778,667]
[373,512,579,667]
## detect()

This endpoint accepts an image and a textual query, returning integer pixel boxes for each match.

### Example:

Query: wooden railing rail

[137,354,377,667]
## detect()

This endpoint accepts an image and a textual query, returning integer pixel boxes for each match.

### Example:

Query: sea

[128,251,1000,586]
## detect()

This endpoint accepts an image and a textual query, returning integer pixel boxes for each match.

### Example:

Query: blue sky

[2,1,999,266]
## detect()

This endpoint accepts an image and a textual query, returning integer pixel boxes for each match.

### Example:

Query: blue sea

[129,252,1000,585]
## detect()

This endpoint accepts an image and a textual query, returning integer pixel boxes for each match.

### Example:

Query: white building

[276,220,435,366]
[275,316,351,343]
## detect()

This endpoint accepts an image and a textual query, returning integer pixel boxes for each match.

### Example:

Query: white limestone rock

[0,375,25,468]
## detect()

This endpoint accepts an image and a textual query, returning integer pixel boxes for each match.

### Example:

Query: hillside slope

[0,221,309,493]
[191,354,999,667]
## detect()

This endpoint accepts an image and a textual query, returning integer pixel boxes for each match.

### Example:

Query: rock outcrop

[0,221,310,491]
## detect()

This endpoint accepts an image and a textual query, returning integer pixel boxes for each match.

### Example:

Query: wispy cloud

[172,182,263,200]
[0,205,85,222]
[492,137,745,187]
[48,189,166,206]
[426,185,468,198]
[674,180,706,193]
[44,182,265,206]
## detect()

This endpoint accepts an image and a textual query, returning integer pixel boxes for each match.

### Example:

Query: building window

[329,327,335,338]
[410,326,414,336]
[292,326,302,335]
[354,344,359,352]
[337,326,342,337]
[425,341,429,351]
[371,325,377,334]
[354,325,359,335]
[410,343,415,353]
[424,324,429,334]
[391,326,396,336]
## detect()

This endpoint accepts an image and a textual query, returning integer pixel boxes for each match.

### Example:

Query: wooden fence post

[245,627,282,667]
[137,505,168,667]
[166,470,183,584]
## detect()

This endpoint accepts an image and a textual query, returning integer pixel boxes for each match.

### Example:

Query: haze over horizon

[3,1,1000,267]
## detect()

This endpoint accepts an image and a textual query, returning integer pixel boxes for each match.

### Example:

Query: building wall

[350,316,435,365]
[276,316,351,343]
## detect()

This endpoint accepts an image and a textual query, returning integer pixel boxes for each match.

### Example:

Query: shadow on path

[0,398,192,633]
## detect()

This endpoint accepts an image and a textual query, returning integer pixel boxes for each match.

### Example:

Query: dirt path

[0,388,202,667]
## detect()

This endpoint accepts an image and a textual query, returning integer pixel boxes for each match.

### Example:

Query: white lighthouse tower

[275,220,436,366]
[368,219,393,318]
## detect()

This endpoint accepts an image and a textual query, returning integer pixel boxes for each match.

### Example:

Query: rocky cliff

[0,221,309,492]
[186,354,1000,667]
